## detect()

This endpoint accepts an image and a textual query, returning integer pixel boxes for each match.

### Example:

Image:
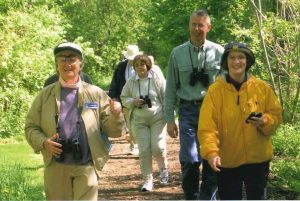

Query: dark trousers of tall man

[178,102,218,200]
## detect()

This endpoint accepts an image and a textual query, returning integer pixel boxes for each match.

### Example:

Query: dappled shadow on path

[98,136,184,200]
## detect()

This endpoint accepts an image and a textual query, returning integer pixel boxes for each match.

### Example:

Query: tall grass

[0,163,44,200]
[0,140,45,200]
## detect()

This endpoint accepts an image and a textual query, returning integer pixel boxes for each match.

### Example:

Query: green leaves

[0,4,64,137]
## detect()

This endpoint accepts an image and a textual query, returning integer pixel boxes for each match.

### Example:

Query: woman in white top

[121,54,168,192]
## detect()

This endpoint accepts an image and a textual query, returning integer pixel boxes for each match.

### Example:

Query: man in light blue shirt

[165,9,224,200]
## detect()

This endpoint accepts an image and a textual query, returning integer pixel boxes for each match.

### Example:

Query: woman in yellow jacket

[197,42,282,200]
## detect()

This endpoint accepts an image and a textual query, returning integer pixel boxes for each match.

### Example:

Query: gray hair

[190,9,211,25]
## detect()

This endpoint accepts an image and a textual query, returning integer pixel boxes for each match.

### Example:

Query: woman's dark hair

[133,54,152,71]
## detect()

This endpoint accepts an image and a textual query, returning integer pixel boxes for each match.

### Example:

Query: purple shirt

[57,87,91,164]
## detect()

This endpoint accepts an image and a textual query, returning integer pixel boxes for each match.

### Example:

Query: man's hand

[167,122,178,138]
[109,99,122,117]
[43,134,62,157]
[208,156,221,172]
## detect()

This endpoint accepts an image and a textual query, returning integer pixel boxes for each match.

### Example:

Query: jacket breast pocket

[178,65,193,85]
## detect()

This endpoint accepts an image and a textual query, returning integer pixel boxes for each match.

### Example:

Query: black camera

[139,95,152,108]
[189,68,209,87]
[54,137,65,162]
[245,112,263,123]
[54,137,83,162]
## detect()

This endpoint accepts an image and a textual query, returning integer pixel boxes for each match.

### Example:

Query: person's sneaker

[141,177,153,192]
[159,168,169,185]
[129,144,139,156]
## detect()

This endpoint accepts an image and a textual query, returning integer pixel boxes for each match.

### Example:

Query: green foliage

[273,124,300,157]
[71,37,105,87]
[0,163,44,200]
[145,0,259,70]
[0,4,65,138]
[146,0,199,69]
[58,0,149,83]
[0,89,32,138]
[0,142,44,200]
[272,124,300,192]
[0,7,61,92]
[0,0,299,198]
[250,0,300,123]
[271,158,300,193]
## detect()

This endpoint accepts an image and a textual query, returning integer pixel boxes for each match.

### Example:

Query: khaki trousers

[131,110,168,180]
[44,161,98,200]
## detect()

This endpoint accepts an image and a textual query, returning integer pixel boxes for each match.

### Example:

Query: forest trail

[98,135,184,200]
[97,135,297,200]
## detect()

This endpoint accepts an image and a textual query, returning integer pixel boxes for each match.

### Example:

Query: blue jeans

[179,103,217,200]
[178,103,201,163]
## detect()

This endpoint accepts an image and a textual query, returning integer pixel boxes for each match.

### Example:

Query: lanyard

[138,78,150,97]
[189,46,207,71]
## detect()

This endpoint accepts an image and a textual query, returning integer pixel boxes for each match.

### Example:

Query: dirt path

[98,135,184,200]
[97,135,299,200]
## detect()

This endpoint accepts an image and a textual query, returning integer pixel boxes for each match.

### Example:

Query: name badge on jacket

[84,102,99,109]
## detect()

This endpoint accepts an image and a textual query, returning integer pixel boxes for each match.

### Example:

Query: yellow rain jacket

[198,75,282,168]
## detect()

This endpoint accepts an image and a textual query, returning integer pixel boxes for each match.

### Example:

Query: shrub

[271,124,300,194]
[0,88,32,138]
[271,158,300,193]
[273,124,300,157]
[0,4,63,138]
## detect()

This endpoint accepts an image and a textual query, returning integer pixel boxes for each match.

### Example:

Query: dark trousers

[180,160,218,200]
[217,161,270,200]
[199,160,218,200]
[181,162,200,200]
[179,102,217,200]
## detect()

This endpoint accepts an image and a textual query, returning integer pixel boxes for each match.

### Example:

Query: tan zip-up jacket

[25,81,125,177]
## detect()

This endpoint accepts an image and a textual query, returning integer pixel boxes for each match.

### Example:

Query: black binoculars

[189,68,209,87]
[139,95,152,108]
[55,138,83,162]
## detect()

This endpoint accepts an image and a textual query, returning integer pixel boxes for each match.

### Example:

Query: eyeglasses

[56,56,79,64]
